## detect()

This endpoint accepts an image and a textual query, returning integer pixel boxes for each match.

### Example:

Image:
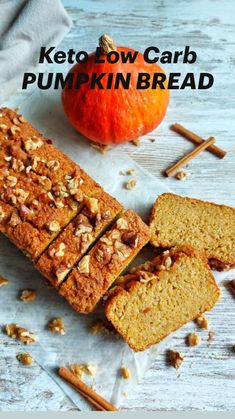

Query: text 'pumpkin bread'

[59,209,151,313]
[105,248,220,351]
[149,193,235,270]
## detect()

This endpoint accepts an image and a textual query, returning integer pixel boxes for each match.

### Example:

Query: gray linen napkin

[0,0,72,104]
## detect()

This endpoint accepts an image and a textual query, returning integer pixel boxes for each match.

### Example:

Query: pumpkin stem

[99,34,116,54]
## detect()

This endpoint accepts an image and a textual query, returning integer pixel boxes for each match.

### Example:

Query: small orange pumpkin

[62,35,169,145]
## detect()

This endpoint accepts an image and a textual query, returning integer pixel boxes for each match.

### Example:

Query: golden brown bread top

[59,209,151,313]
[105,248,220,351]
[149,193,235,269]
[0,107,104,259]
[36,191,123,286]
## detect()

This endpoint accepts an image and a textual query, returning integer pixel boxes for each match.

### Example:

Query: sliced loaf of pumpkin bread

[149,193,235,270]
[105,248,220,351]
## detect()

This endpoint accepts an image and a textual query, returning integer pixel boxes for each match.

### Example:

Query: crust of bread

[149,193,235,270]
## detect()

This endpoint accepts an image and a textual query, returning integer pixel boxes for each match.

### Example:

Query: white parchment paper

[1,89,233,410]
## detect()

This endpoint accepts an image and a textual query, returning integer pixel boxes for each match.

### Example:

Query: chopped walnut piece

[48,318,65,335]
[196,314,209,330]
[169,350,184,369]
[5,323,38,344]
[176,171,189,181]
[95,244,112,264]
[10,125,21,136]
[90,320,105,335]
[91,143,110,154]
[84,196,100,214]
[125,179,137,190]
[38,176,52,191]
[55,243,66,257]
[116,217,128,230]
[132,137,140,146]
[9,212,21,227]
[139,271,156,284]
[120,367,131,379]
[69,364,85,379]
[77,255,90,274]
[164,256,172,269]
[20,289,36,303]
[69,363,97,378]
[0,207,5,222]
[0,123,8,130]
[126,169,135,176]
[24,136,44,151]
[47,220,60,233]
[187,332,201,347]
[121,231,139,248]
[17,352,34,366]
[55,268,70,283]
[46,160,60,171]
[6,175,17,187]
[0,276,9,287]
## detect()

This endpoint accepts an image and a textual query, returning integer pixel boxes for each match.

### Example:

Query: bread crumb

[86,364,97,376]
[20,289,36,303]
[120,367,131,379]
[187,332,201,347]
[122,391,128,397]
[169,350,184,369]
[196,314,209,330]
[91,143,110,154]
[176,171,189,181]
[17,352,34,366]
[125,179,137,190]
[132,138,140,146]
[0,276,9,287]
[149,138,156,142]
[48,318,65,335]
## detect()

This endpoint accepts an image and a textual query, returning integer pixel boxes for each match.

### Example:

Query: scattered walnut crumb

[90,320,105,335]
[132,137,140,146]
[16,352,34,366]
[149,138,156,143]
[5,323,38,344]
[187,332,201,347]
[0,276,9,287]
[69,363,97,378]
[196,314,209,330]
[228,279,235,295]
[91,143,110,154]
[176,171,189,181]
[169,349,184,369]
[47,220,60,233]
[207,330,215,343]
[125,179,137,190]
[48,318,65,335]
[232,345,235,353]
[122,391,128,397]
[20,289,36,303]
[126,169,135,176]
[120,367,131,379]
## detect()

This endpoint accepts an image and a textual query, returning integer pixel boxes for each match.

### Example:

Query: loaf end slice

[105,248,220,351]
[149,193,235,270]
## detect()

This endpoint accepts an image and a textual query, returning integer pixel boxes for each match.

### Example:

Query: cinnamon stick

[171,123,226,159]
[165,137,216,177]
[58,367,117,411]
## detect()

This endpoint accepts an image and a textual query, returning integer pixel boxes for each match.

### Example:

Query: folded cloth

[0,0,72,104]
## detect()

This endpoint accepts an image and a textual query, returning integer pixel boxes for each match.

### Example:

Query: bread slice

[36,190,122,286]
[149,193,235,270]
[105,248,220,351]
[59,209,151,313]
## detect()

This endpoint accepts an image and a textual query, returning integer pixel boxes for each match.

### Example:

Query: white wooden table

[1,0,235,411]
